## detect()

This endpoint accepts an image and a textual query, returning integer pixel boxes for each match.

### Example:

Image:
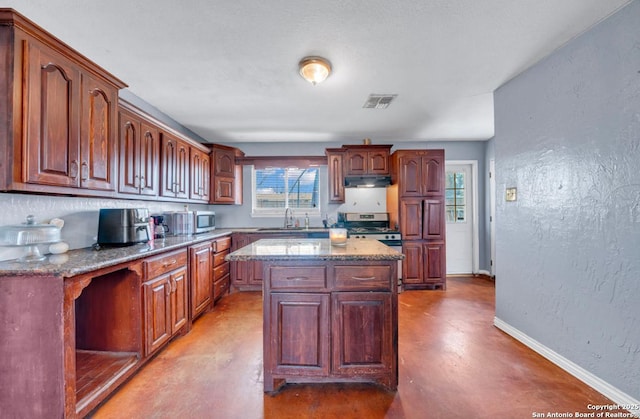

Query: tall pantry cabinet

[387,149,446,290]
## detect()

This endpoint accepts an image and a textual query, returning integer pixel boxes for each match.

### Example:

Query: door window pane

[445,171,465,223]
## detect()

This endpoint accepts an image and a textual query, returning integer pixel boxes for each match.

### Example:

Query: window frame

[251,165,322,218]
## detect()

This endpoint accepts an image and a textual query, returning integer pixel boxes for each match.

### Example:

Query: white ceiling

[6,0,632,144]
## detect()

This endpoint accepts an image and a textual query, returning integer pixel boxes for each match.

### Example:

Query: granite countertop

[0,229,234,278]
[226,238,404,261]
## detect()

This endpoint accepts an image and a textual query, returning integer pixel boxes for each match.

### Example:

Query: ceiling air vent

[363,94,397,109]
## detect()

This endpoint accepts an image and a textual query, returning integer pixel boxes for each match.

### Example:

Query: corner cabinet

[263,260,398,392]
[1,14,126,195]
[211,144,244,204]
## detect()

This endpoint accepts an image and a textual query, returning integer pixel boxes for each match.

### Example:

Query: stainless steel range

[338,212,403,289]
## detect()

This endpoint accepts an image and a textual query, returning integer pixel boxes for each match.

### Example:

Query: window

[445,171,466,223]
[252,167,320,216]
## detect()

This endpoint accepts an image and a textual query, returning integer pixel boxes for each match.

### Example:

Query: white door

[489,159,496,277]
[445,163,474,274]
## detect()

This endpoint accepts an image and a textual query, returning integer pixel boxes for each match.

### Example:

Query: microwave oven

[193,210,216,233]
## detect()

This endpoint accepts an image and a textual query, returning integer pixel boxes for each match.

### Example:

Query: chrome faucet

[284,208,294,228]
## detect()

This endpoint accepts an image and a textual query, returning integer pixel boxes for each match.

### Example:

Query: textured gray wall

[494,1,639,399]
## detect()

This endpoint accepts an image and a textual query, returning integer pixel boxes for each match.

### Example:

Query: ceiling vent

[363,94,397,109]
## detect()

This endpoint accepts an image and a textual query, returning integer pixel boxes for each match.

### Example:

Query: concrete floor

[91,277,625,418]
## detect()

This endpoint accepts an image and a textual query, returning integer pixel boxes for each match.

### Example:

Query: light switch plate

[505,187,517,202]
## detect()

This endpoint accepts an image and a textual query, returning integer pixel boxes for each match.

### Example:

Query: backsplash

[0,193,210,262]
[337,188,388,215]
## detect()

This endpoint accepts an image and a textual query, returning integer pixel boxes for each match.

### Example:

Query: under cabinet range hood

[344,175,392,188]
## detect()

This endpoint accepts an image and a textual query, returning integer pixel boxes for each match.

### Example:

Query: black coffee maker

[152,215,169,239]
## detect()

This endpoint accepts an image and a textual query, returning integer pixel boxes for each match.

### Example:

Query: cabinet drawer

[214,236,232,252]
[213,249,230,267]
[268,266,327,290]
[144,249,188,278]
[213,273,230,301]
[334,265,392,290]
[213,261,230,279]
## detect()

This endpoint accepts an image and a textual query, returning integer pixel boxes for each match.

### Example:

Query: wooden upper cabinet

[190,148,210,202]
[160,133,190,200]
[213,147,236,178]
[397,150,444,197]
[325,149,345,203]
[118,107,159,197]
[343,145,391,176]
[211,144,243,204]
[24,40,82,188]
[421,154,444,196]
[2,11,127,195]
[80,74,118,191]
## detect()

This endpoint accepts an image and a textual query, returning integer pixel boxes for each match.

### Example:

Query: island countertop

[226,237,404,261]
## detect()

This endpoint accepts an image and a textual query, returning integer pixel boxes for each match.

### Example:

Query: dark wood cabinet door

[345,151,367,175]
[170,267,188,333]
[24,40,81,187]
[139,122,160,196]
[326,151,345,203]
[160,133,189,199]
[200,152,210,201]
[160,134,177,197]
[422,198,445,240]
[402,242,423,285]
[143,275,172,356]
[175,141,190,199]
[367,150,390,175]
[190,149,210,201]
[214,147,235,177]
[400,199,423,240]
[421,153,444,196]
[118,111,159,196]
[267,293,330,378]
[118,111,140,195]
[190,242,213,319]
[398,155,421,197]
[213,177,236,203]
[331,292,393,375]
[423,242,446,284]
[80,74,118,191]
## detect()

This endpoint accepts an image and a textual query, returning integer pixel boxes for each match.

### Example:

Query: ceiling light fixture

[299,56,331,85]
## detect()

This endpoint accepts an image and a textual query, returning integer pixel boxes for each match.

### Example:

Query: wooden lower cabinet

[189,241,213,320]
[213,236,232,302]
[263,260,397,392]
[143,249,188,356]
[331,292,393,377]
[267,293,331,379]
[402,241,446,290]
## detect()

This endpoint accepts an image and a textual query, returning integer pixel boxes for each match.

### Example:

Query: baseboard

[494,317,640,417]
[478,269,492,277]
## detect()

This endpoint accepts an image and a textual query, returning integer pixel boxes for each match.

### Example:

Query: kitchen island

[226,238,404,392]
